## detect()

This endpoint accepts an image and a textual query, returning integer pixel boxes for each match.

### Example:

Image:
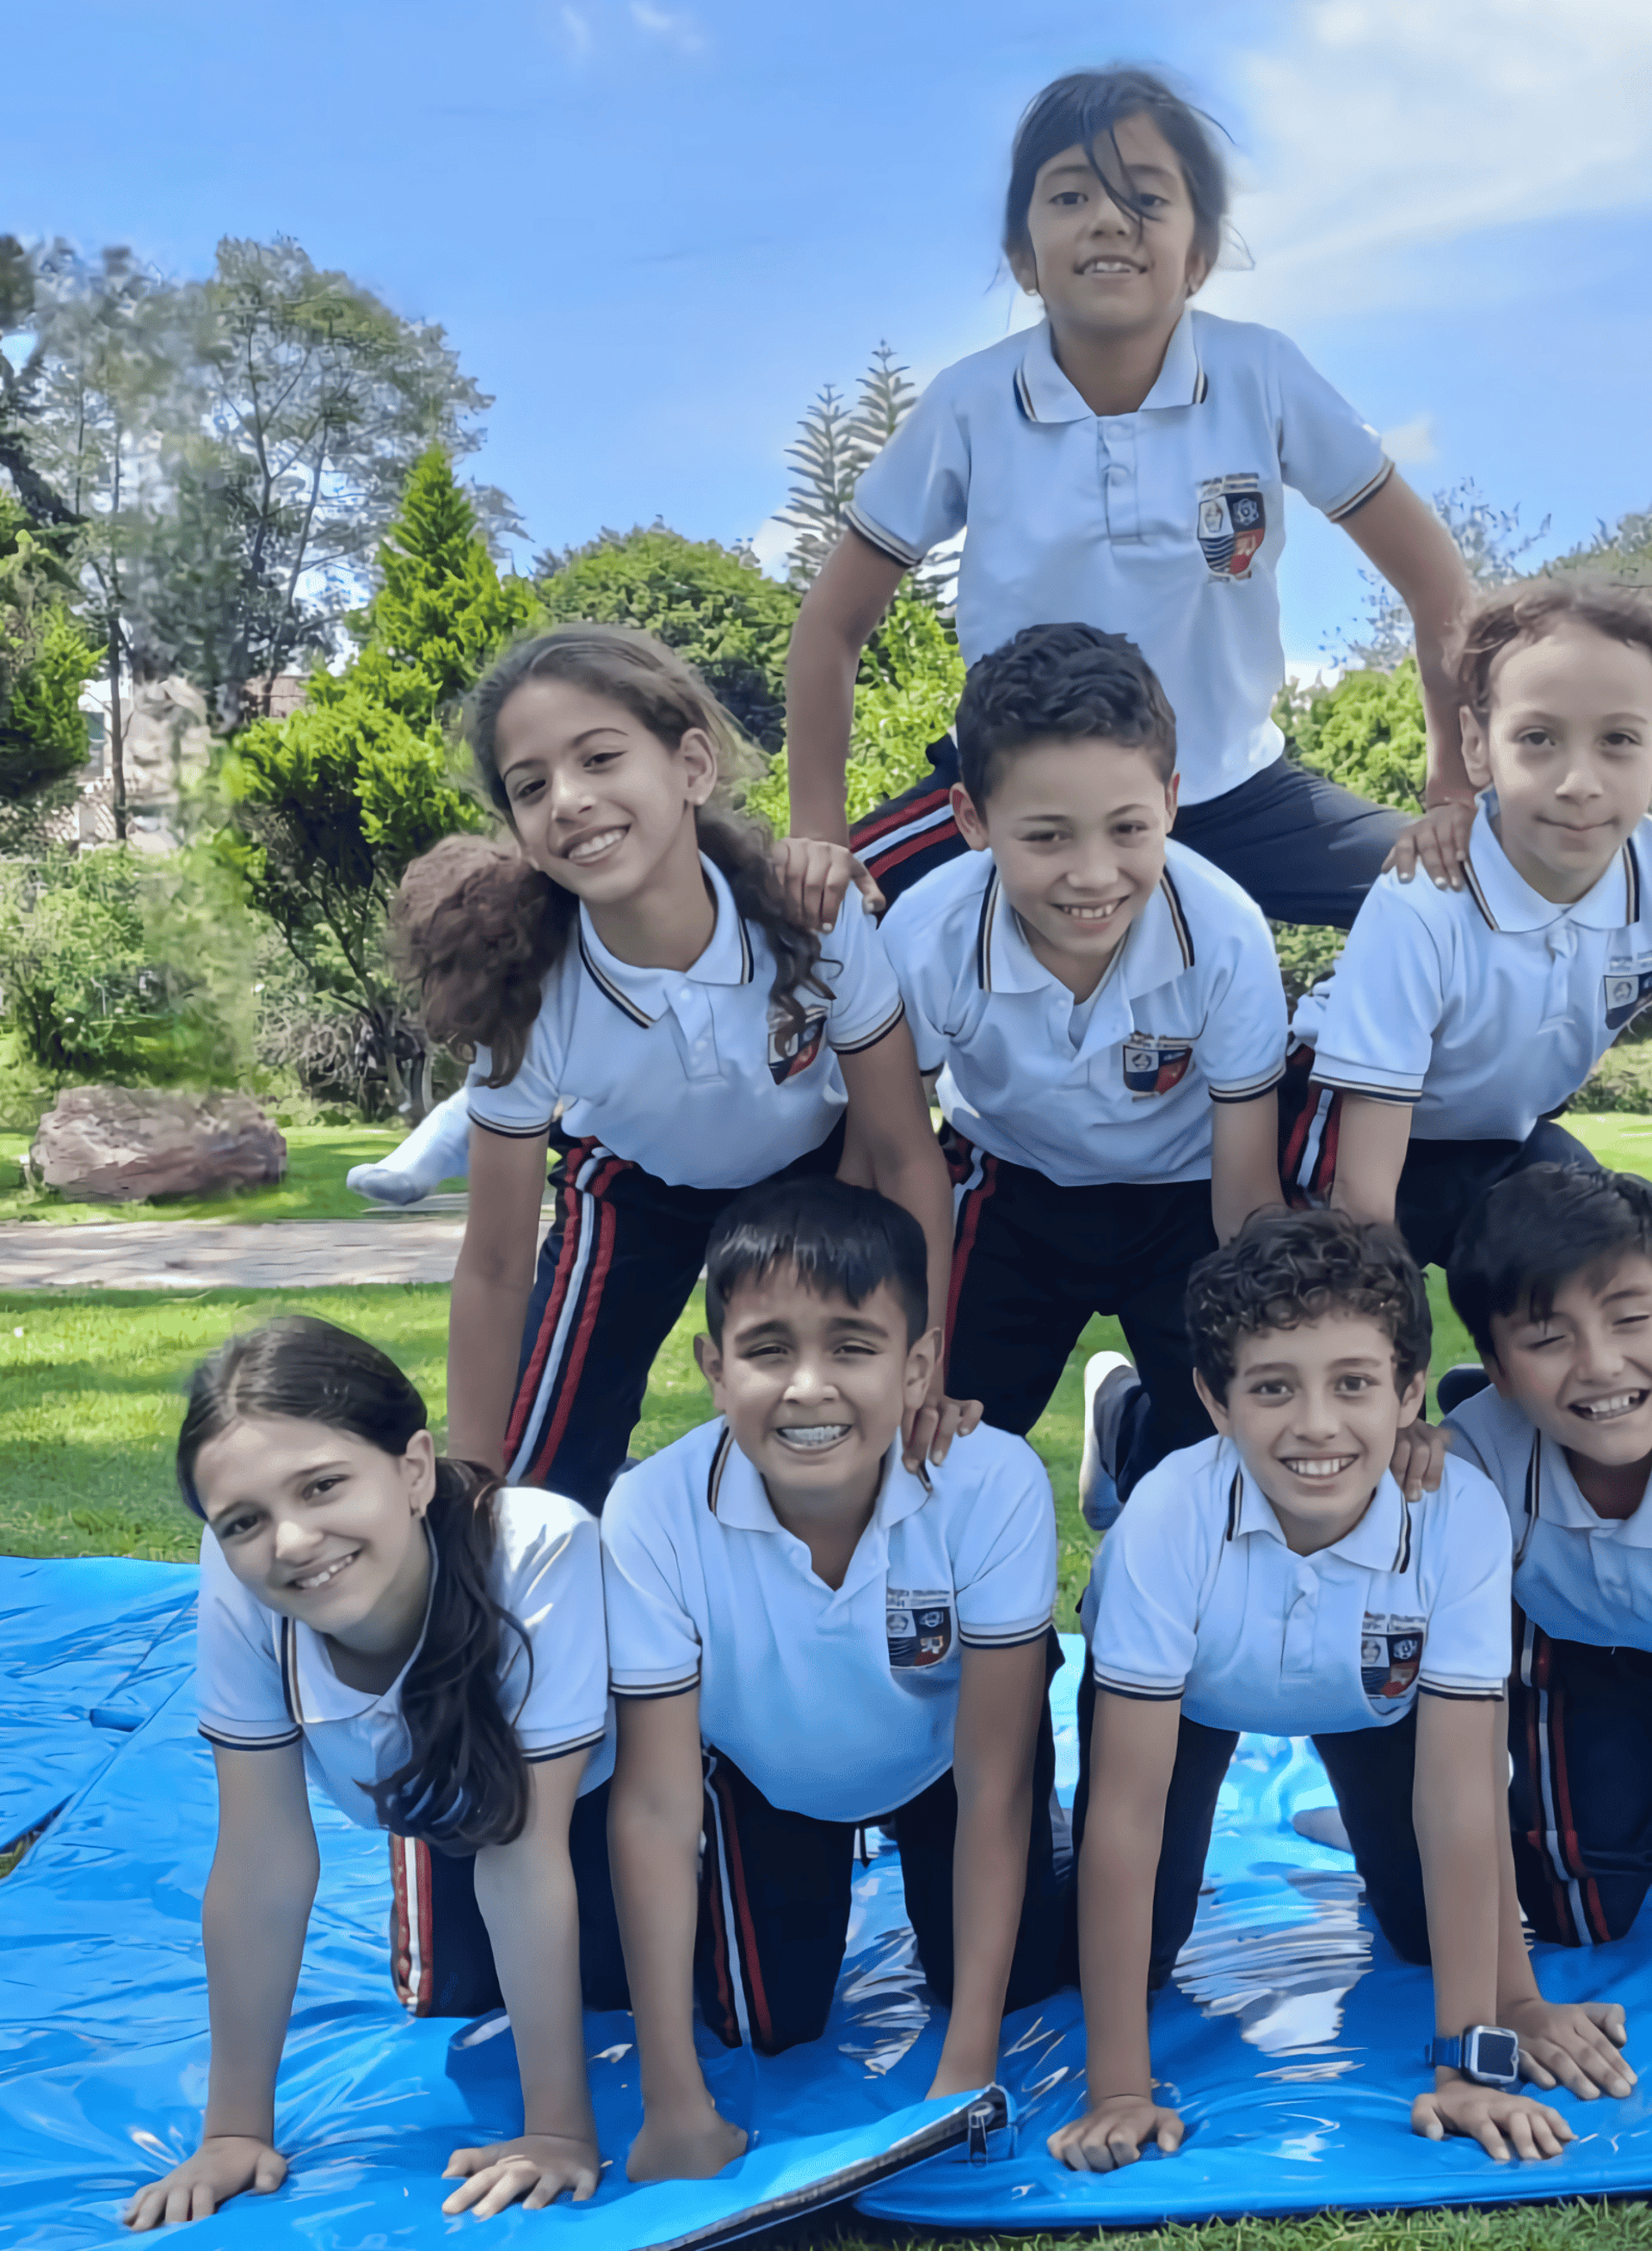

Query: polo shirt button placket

[1282,1576,1318,1681]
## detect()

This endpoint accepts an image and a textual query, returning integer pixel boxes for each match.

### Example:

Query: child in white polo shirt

[395,624,964,1514]
[1053,1210,1613,2176]
[124,1317,621,2233]
[880,621,1287,1504]
[780,65,1476,932]
[1446,1163,1652,1996]
[1286,580,1652,1269]
[601,1178,1064,2184]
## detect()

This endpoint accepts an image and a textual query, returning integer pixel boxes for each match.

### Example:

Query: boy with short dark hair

[1286,580,1652,1267]
[879,620,1287,1508]
[1053,1208,1609,2176]
[601,1177,1069,2184]
[1448,1163,1652,1996]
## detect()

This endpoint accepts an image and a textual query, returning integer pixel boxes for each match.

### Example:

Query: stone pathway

[0,1214,479,1292]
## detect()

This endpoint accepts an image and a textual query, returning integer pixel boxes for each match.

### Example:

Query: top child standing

[780,67,1476,930]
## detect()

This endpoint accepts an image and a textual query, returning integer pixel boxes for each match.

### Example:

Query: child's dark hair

[1187,1208,1431,1406]
[954,622,1177,805]
[1004,68,1229,281]
[705,1176,928,1348]
[177,1315,531,1855]
[1458,577,1652,718]
[1447,1163,1652,1360]
[395,626,824,1086]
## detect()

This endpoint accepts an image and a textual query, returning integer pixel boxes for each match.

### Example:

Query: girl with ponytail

[124,1316,621,2232]
[395,624,970,1510]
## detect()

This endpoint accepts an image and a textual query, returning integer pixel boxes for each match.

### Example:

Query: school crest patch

[767,1001,829,1085]
[1123,1033,1194,1098]
[887,1588,953,1670]
[1197,472,1267,581]
[1604,963,1652,1032]
[1360,1613,1425,1711]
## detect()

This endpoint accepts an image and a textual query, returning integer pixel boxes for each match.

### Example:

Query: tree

[219,453,521,1119]
[775,342,956,601]
[1340,478,1550,668]
[535,524,798,753]
[0,495,96,811]
[1279,657,1427,813]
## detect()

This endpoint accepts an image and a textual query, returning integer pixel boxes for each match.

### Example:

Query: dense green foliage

[1279,657,1427,812]
[0,495,94,805]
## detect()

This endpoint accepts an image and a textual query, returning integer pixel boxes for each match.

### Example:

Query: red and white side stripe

[504,1143,627,1485]
[389,1835,434,2014]
[942,1136,997,1354]
[1519,1615,1607,1946]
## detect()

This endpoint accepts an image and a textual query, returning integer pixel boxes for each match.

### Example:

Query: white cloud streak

[1203,0,1652,324]
[630,2,705,52]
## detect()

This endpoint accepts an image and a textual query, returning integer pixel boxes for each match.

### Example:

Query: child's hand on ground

[771,837,885,931]
[1504,1995,1635,2100]
[1383,800,1476,891]
[902,1388,983,1472]
[441,2132,601,2216]
[1411,2082,1574,2160]
[122,2137,287,2229]
[626,2100,747,2183]
[1046,2094,1184,2171]
[1390,1418,1449,1502]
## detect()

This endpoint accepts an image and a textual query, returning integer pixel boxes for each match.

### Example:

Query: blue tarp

[2,1560,1649,2248]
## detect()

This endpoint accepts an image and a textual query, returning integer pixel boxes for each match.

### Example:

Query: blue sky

[4,0,1650,664]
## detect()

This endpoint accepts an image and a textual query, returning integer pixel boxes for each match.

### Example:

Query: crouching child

[1054,1209,1583,2173]
[601,1177,1069,2182]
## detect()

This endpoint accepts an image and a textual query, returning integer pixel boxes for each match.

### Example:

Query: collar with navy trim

[1224,1452,1414,1573]
[972,859,1196,1001]
[280,1518,440,1725]
[705,1422,933,1533]
[1519,1428,1652,1550]
[576,853,755,1027]
[1014,309,1206,426]
[1459,797,1643,937]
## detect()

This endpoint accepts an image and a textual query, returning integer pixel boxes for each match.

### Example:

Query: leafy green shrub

[1279,658,1427,812]
[1574,1045,1652,1113]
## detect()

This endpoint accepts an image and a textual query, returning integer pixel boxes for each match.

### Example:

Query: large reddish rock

[31,1088,287,1204]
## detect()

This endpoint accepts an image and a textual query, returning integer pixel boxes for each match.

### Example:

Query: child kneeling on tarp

[601,1175,1070,2182]
[1054,1209,1624,2174]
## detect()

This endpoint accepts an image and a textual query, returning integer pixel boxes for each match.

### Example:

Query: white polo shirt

[845,309,1391,807]
[1446,1388,1652,1652]
[1082,1437,1511,1736]
[1293,803,1652,1142]
[196,1488,614,1825]
[465,855,905,1190]
[880,842,1285,1188]
[601,1418,1056,1823]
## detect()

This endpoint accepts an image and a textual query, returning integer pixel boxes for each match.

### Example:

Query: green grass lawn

[0,1123,466,1224]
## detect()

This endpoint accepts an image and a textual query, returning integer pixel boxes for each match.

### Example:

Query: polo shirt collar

[1462,796,1640,936]
[706,1425,932,1534]
[974,860,1196,1000]
[1526,1429,1652,1544]
[1225,1453,1415,1572]
[1014,309,1205,425]
[576,852,755,1027]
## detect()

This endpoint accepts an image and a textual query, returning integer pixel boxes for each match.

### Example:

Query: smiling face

[1196,1314,1425,1556]
[1010,111,1210,350]
[693,1271,936,1516]
[1487,1250,1652,1499]
[194,1414,436,1662]
[1464,623,1652,903]
[492,675,718,909]
[952,737,1176,999]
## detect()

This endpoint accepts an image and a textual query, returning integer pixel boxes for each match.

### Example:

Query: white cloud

[559,5,592,54]
[748,515,792,578]
[630,2,704,52]
[1380,411,1437,465]
[1202,0,1652,325]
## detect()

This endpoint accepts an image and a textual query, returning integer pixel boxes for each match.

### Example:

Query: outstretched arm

[929,1638,1047,2098]
[1326,1095,1413,1230]
[1339,474,1476,807]
[1048,1691,1184,2174]
[441,1757,602,2217]
[125,1744,318,2230]
[609,1690,747,2183]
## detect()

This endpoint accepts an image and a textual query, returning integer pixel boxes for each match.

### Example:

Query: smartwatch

[1427,2026,1520,2088]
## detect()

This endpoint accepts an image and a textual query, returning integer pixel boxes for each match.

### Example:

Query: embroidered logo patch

[1360,1613,1425,1710]
[767,1002,829,1085]
[887,1589,953,1669]
[1605,965,1652,1032]
[1123,1034,1194,1097]
[1197,473,1267,581]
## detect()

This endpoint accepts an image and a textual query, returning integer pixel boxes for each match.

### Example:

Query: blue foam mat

[3,1561,1649,2245]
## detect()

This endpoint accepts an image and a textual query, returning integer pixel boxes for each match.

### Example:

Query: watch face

[1470,2029,1520,2083]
